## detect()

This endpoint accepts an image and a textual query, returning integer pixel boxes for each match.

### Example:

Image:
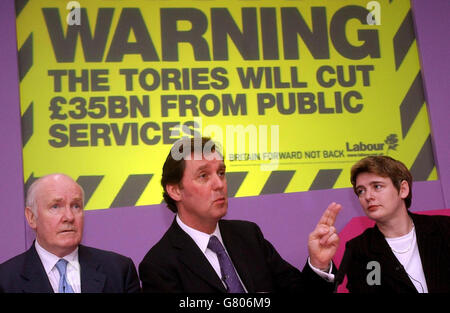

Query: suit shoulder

[138,227,177,266]
[220,219,260,231]
[0,251,29,291]
[219,219,266,244]
[413,212,450,223]
[413,212,450,233]
[0,251,27,273]
[79,245,133,265]
[345,225,377,249]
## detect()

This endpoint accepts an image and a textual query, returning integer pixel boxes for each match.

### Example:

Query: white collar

[34,240,79,275]
[176,215,224,253]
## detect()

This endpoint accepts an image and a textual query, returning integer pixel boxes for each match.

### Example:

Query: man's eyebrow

[195,164,210,172]
[195,162,226,173]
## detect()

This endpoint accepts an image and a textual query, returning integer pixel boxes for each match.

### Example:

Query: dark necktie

[55,259,74,293]
[207,235,245,293]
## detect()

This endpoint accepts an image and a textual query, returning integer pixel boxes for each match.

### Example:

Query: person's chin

[365,207,383,220]
[212,201,228,216]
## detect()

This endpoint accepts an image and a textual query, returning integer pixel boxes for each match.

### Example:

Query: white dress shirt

[176,215,248,291]
[176,215,335,290]
[34,240,81,293]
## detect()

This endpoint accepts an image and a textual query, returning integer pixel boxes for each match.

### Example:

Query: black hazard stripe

[226,172,248,197]
[400,72,425,139]
[24,172,39,200]
[393,10,415,71]
[17,0,33,146]
[225,169,342,196]
[15,0,29,17]
[410,135,436,181]
[393,7,436,181]
[21,102,33,147]
[394,7,425,141]
[393,10,425,139]
[260,170,295,195]
[76,176,104,206]
[394,8,426,139]
[110,174,153,208]
[18,33,33,82]
[309,169,342,191]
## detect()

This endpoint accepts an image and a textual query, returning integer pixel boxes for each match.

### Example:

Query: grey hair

[25,173,85,216]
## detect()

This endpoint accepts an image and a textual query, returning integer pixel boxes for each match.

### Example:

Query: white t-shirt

[385,227,428,293]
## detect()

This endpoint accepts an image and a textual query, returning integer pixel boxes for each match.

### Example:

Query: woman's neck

[377,211,413,238]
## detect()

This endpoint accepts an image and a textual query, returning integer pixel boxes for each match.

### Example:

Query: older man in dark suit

[0,173,140,293]
[139,137,342,293]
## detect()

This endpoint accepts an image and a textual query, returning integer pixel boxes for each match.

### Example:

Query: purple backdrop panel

[412,0,450,206]
[0,0,27,263]
[82,204,173,266]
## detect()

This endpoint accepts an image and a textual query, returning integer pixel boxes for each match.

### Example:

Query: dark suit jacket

[337,213,450,293]
[139,218,335,293]
[0,243,141,293]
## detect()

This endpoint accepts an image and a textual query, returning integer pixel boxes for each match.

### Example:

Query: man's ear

[25,207,37,230]
[399,180,410,200]
[166,184,182,202]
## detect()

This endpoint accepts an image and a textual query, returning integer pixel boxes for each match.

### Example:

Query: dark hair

[350,156,413,209]
[161,137,220,213]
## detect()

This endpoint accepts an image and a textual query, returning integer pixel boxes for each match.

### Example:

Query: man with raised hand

[139,136,341,293]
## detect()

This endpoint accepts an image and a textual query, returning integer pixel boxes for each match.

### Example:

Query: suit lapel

[79,245,106,293]
[219,220,255,292]
[21,244,54,293]
[169,219,227,292]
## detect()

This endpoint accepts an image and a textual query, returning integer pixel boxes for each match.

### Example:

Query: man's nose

[211,174,225,190]
[61,205,75,221]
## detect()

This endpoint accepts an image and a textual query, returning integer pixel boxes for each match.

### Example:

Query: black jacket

[337,213,450,293]
[0,243,141,293]
[139,218,336,293]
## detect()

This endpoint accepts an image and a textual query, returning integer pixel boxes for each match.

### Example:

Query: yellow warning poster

[16,0,436,210]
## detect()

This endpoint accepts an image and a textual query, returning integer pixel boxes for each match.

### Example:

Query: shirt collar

[34,240,79,274]
[176,215,224,253]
